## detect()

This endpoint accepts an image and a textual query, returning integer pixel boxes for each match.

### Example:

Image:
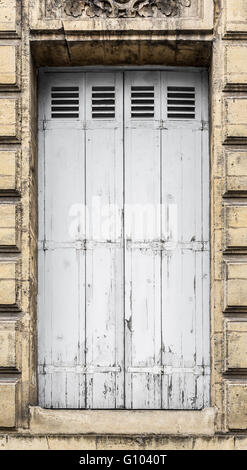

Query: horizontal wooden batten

[39,240,209,253]
[39,365,210,376]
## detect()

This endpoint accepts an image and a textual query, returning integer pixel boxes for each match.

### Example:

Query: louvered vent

[131,86,154,119]
[92,86,115,119]
[167,87,195,119]
[51,87,79,119]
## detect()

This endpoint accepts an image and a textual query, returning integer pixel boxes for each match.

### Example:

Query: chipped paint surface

[38,69,210,409]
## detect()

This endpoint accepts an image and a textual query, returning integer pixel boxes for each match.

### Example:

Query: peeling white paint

[38,69,210,409]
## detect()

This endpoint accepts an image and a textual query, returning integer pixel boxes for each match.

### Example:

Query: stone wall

[0,0,247,449]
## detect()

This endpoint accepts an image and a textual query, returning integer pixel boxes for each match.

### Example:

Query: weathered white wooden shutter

[124,72,162,409]
[38,72,125,409]
[161,71,210,409]
[38,69,209,409]
[38,73,86,408]
[84,72,124,408]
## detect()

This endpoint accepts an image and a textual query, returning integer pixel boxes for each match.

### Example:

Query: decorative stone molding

[30,0,214,35]
[46,0,191,18]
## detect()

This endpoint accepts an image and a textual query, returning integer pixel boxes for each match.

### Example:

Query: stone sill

[29,406,216,436]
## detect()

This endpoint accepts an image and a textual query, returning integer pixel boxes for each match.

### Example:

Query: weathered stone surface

[30,0,214,34]
[31,40,211,68]
[96,435,193,450]
[0,382,16,427]
[0,45,17,86]
[225,44,247,88]
[225,263,247,310]
[225,321,247,370]
[0,262,18,308]
[48,436,97,450]
[235,437,247,450]
[0,204,20,250]
[226,151,247,194]
[45,0,192,19]
[224,98,247,144]
[0,434,242,450]
[0,150,16,191]
[0,151,19,193]
[225,206,247,249]
[0,0,17,34]
[0,99,19,140]
[193,436,235,450]
[29,406,215,435]
[227,384,247,430]
[225,0,247,37]
[0,321,17,368]
[5,436,49,450]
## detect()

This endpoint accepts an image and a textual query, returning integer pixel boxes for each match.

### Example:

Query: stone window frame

[28,31,216,434]
[5,0,247,441]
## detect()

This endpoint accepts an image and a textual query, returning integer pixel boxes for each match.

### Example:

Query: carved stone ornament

[46,0,192,19]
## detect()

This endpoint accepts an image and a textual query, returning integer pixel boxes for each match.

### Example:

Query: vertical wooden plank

[38,73,86,408]
[161,71,210,409]
[85,72,124,408]
[124,71,162,409]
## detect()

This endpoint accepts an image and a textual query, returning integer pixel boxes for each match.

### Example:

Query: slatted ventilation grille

[92,86,115,119]
[51,87,79,119]
[167,86,195,119]
[131,86,154,119]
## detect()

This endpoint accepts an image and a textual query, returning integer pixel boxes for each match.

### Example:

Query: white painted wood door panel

[161,71,210,409]
[38,73,86,408]
[38,69,210,409]
[124,71,162,409]
[85,73,124,408]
